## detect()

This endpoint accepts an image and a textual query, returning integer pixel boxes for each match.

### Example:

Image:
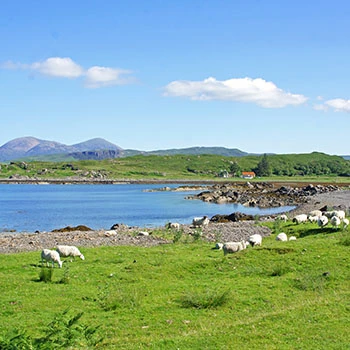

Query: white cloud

[313,98,350,113]
[324,98,350,113]
[85,66,134,88]
[1,57,135,88]
[31,57,84,78]
[163,77,307,108]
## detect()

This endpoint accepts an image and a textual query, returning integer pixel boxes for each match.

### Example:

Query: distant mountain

[0,137,123,162]
[72,138,122,152]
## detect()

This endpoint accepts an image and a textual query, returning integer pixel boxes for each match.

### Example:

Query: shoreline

[1,189,349,255]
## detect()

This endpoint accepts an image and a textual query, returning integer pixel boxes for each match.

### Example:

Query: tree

[229,161,241,177]
[255,154,271,177]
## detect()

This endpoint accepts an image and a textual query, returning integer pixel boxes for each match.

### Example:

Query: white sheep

[276,214,288,222]
[56,245,85,260]
[331,210,346,220]
[41,249,63,268]
[192,216,210,227]
[292,214,308,224]
[276,232,288,242]
[317,215,329,228]
[223,241,247,255]
[308,210,322,218]
[330,216,341,228]
[342,218,349,229]
[289,236,297,241]
[248,234,262,247]
[165,222,181,230]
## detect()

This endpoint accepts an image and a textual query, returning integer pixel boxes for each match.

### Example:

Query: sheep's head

[80,254,85,260]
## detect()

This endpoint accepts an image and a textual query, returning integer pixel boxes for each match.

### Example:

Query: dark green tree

[229,161,241,177]
[255,154,271,176]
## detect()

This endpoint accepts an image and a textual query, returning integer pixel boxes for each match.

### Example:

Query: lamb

[192,216,210,227]
[276,232,288,242]
[56,245,85,260]
[289,236,297,241]
[330,216,341,228]
[248,234,262,247]
[41,249,63,268]
[223,241,247,255]
[292,214,308,224]
[317,215,329,228]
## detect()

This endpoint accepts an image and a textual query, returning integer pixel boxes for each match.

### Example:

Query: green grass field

[0,221,349,349]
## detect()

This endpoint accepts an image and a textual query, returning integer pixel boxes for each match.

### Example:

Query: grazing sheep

[343,218,349,229]
[308,210,322,218]
[289,236,297,241]
[248,234,262,247]
[41,249,63,268]
[276,214,288,222]
[308,215,319,223]
[165,222,181,230]
[324,210,345,219]
[192,216,210,227]
[292,214,308,224]
[330,216,341,228]
[332,210,346,220]
[56,245,85,260]
[276,232,288,242]
[223,241,247,255]
[317,215,329,228]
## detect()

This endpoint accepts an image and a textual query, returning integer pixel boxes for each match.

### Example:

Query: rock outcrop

[186,182,340,208]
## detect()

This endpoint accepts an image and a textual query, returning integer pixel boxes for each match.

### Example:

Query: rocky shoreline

[0,186,349,255]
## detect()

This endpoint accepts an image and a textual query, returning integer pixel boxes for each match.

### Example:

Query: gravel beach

[0,188,349,254]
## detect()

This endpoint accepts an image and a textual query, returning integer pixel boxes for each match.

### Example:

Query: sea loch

[0,184,294,232]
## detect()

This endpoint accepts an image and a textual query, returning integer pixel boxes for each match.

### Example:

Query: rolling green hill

[1,152,349,181]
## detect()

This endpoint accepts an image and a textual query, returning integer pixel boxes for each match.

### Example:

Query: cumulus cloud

[85,66,134,88]
[163,77,307,108]
[31,57,84,78]
[324,99,350,113]
[314,98,350,113]
[1,57,134,88]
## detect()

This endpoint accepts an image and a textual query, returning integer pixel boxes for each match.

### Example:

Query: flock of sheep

[41,245,85,268]
[288,209,349,229]
[41,210,349,266]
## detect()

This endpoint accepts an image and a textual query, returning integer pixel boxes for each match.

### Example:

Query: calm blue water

[0,184,294,232]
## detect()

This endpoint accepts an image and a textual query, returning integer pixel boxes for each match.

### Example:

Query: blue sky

[1,0,349,155]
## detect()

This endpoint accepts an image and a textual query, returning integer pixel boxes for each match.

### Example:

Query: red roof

[242,171,255,176]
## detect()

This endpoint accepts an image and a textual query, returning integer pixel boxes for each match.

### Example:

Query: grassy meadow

[0,221,349,349]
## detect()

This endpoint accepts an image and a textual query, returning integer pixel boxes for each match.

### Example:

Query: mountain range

[0,137,253,162]
[0,137,122,162]
[0,136,348,162]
